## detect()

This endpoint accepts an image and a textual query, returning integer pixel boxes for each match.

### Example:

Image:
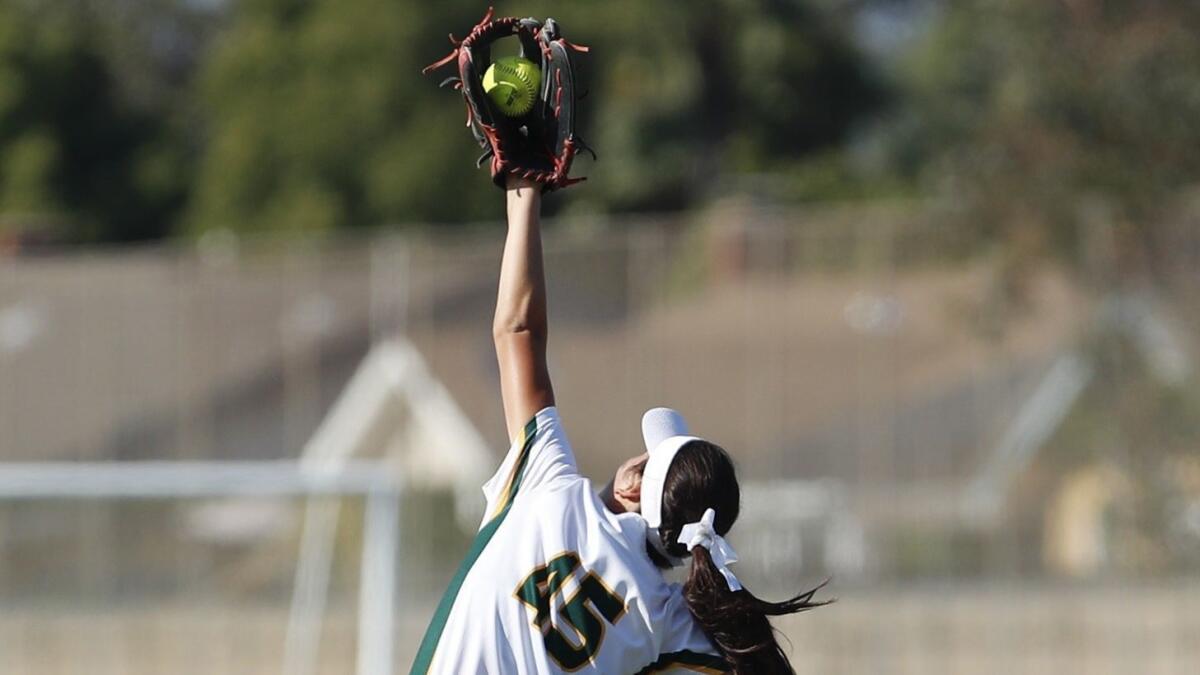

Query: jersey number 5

[515,552,627,671]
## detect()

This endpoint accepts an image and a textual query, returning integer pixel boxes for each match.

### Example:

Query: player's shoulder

[517,406,575,464]
[482,406,579,519]
[530,404,565,432]
[510,404,566,450]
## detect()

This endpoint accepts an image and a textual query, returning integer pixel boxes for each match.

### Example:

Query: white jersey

[410,407,728,675]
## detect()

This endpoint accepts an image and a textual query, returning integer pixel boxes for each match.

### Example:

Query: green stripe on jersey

[633,649,731,674]
[409,415,540,675]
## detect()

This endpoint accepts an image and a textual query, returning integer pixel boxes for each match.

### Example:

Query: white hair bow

[677,508,742,591]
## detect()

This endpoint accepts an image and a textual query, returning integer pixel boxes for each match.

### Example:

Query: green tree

[188,0,498,233]
[508,0,887,212]
[883,0,1200,268]
[189,0,885,233]
[0,0,194,242]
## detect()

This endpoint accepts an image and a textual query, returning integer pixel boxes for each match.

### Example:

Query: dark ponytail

[655,441,831,674]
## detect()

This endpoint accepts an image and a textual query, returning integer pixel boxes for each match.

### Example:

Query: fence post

[357,488,401,675]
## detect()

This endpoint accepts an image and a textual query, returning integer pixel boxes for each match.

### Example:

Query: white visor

[639,407,700,564]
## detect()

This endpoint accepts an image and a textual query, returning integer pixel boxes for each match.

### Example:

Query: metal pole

[283,498,342,675]
[357,489,400,675]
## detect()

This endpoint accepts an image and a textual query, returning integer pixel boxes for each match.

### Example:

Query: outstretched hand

[422,8,591,191]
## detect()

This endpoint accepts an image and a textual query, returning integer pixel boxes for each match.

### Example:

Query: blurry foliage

[887,527,988,579]
[0,0,885,239]
[1048,330,1200,473]
[0,0,206,242]
[188,0,885,233]
[1032,325,1200,573]
[187,0,490,232]
[5,0,1200,243]
[507,0,887,213]
[882,0,1200,265]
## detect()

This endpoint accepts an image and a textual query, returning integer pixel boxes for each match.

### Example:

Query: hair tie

[677,508,742,592]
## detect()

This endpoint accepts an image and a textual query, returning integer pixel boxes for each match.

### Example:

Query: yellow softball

[482,56,540,117]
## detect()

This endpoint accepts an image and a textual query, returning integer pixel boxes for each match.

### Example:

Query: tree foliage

[882,0,1200,263]
[183,0,886,233]
[0,0,206,242]
[0,0,883,239]
[509,1,886,212]
[29,0,1200,243]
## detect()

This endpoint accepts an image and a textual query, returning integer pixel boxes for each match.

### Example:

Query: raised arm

[493,176,555,442]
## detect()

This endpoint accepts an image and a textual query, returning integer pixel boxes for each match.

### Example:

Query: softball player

[409,177,827,675]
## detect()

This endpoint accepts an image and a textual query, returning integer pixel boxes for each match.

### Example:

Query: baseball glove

[422,7,593,191]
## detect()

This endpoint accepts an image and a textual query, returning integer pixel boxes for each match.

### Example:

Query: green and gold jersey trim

[633,649,731,675]
[408,415,541,675]
[488,416,539,522]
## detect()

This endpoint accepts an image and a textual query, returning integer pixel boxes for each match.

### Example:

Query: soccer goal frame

[0,460,402,675]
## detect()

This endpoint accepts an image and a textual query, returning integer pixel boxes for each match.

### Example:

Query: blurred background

[2,0,1200,673]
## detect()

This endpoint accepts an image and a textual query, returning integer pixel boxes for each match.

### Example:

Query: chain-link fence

[1,204,1198,672]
